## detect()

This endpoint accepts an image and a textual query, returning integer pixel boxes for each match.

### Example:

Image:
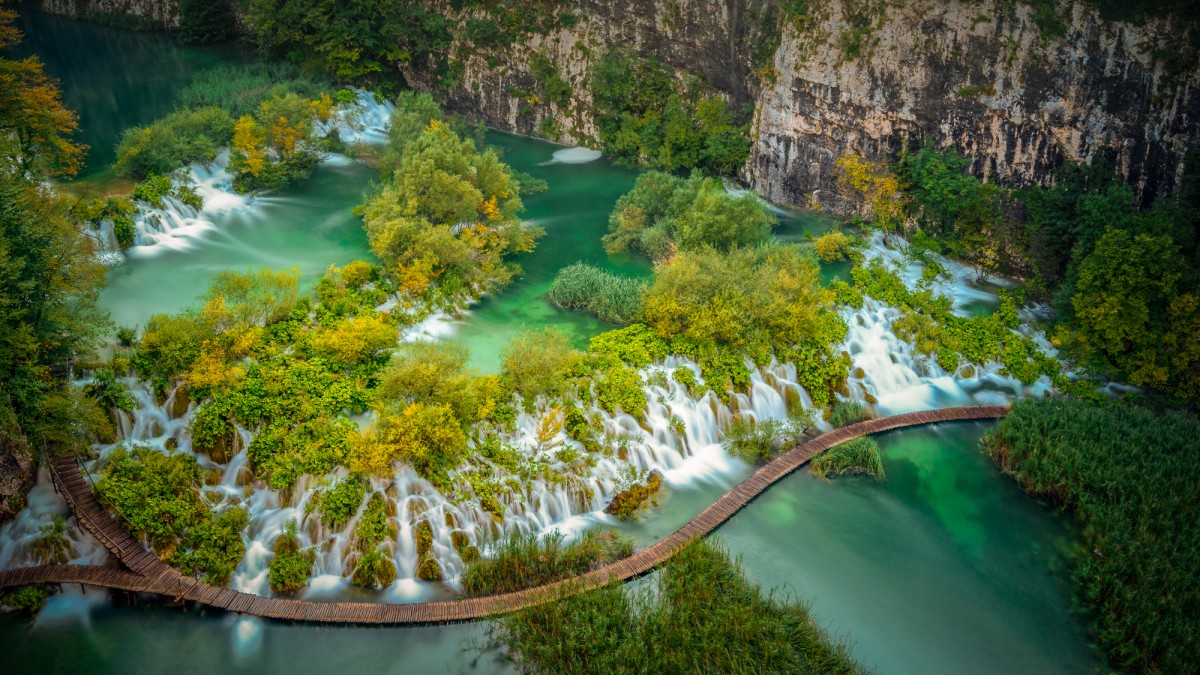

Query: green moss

[604,470,662,520]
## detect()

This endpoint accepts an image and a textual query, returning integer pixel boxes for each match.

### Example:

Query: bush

[813,230,853,261]
[722,410,815,462]
[114,107,234,178]
[348,402,468,486]
[984,397,1200,673]
[604,470,662,519]
[268,520,314,594]
[179,0,235,44]
[378,341,500,425]
[315,475,367,530]
[0,586,51,615]
[641,245,848,403]
[501,327,583,402]
[603,171,775,260]
[179,63,333,118]
[548,263,646,324]
[590,49,751,175]
[95,444,247,584]
[461,530,633,597]
[362,121,541,298]
[809,436,885,480]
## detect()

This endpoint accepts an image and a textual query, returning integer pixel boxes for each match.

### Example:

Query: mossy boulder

[604,470,663,520]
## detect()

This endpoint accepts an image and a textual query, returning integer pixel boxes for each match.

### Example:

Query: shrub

[378,341,499,425]
[348,402,468,486]
[587,324,668,369]
[547,263,646,324]
[501,327,583,402]
[269,520,315,594]
[813,230,853,261]
[809,437,885,480]
[488,537,863,673]
[315,475,367,530]
[641,245,848,402]
[826,400,871,427]
[179,62,333,118]
[95,444,247,584]
[603,171,775,260]
[604,470,662,519]
[590,49,751,175]
[114,107,234,178]
[722,409,815,462]
[362,121,541,298]
[0,585,51,615]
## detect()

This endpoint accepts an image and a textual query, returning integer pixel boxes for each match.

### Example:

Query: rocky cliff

[34,0,179,27]
[401,0,773,146]
[33,0,1200,213]
[749,1,1200,213]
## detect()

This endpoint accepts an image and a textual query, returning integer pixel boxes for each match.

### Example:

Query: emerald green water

[4,10,1099,674]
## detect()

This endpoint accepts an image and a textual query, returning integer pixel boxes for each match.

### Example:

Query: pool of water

[2,9,1097,674]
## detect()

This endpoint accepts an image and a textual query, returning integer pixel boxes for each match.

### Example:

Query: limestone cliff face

[35,0,180,27]
[402,0,770,146]
[749,1,1200,214]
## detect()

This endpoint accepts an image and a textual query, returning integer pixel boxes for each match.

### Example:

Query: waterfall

[838,232,1056,414]
[93,89,395,264]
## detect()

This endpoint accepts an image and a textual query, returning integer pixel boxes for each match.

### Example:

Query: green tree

[1065,227,1200,399]
[0,8,86,176]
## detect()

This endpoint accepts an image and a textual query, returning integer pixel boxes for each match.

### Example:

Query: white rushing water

[91,91,395,263]
[544,147,602,164]
[2,94,1063,606]
[840,232,1055,415]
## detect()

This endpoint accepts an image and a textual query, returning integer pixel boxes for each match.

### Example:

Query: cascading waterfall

[1,92,1064,607]
[91,90,396,264]
[839,232,1056,414]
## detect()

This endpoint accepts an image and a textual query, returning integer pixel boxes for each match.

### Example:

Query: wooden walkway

[0,405,1007,624]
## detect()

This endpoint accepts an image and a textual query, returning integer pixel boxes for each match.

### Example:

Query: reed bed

[488,538,865,673]
[809,437,885,480]
[547,263,646,325]
[460,530,633,598]
[984,397,1200,673]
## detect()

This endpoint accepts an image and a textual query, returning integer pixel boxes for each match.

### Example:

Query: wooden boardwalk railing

[0,405,1007,624]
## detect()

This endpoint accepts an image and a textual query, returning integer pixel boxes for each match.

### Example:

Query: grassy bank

[983,397,1199,672]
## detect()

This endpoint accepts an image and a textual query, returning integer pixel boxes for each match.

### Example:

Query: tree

[835,153,905,232]
[179,0,235,45]
[0,8,86,176]
[1066,227,1200,400]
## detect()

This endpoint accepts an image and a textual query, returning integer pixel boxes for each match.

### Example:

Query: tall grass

[489,537,865,673]
[460,530,633,597]
[548,263,646,325]
[984,397,1200,673]
[827,400,871,427]
[178,63,336,118]
[810,437,885,480]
